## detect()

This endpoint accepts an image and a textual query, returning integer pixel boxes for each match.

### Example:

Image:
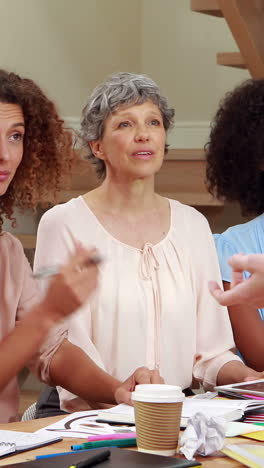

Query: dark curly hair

[0,69,76,232]
[206,79,264,216]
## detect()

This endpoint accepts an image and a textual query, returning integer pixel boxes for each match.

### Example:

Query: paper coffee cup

[132,384,185,456]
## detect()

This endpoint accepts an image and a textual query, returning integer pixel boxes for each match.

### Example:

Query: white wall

[0,0,141,117]
[1,0,141,235]
[1,0,249,132]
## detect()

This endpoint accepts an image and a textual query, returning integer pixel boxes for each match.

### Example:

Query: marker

[88,432,136,441]
[33,255,103,279]
[71,438,137,450]
[69,449,111,468]
[36,449,96,459]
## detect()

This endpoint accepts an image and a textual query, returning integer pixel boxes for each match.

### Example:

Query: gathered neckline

[78,195,173,252]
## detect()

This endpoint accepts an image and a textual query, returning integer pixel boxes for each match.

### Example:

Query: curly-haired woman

[206,79,264,371]
[0,69,152,423]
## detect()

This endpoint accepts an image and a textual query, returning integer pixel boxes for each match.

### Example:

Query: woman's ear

[89,140,104,160]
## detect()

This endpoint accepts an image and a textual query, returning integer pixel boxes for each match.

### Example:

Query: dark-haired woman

[206,78,264,371]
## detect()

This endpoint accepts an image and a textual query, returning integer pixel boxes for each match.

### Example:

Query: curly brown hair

[206,79,264,216]
[0,69,76,232]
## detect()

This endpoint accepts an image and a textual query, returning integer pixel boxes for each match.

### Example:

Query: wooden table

[0,416,261,466]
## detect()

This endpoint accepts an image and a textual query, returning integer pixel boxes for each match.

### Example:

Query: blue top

[214,213,264,320]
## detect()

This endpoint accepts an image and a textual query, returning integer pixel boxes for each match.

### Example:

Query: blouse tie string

[139,242,161,371]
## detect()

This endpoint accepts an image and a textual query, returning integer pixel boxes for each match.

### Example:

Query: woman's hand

[243,370,264,382]
[115,367,164,405]
[209,253,264,307]
[217,360,264,386]
[39,248,99,324]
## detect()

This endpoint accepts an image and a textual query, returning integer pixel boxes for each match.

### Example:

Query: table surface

[0,416,261,467]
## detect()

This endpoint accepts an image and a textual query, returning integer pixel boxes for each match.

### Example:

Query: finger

[115,386,134,406]
[134,367,152,384]
[228,253,262,274]
[230,270,244,288]
[150,369,164,384]
[208,281,223,299]
[228,252,245,269]
[119,389,133,406]
[243,374,261,382]
[210,277,257,306]
[208,280,241,306]
[61,248,98,275]
[71,268,99,302]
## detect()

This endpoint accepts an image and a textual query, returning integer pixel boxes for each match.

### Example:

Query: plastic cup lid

[131,384,185,403]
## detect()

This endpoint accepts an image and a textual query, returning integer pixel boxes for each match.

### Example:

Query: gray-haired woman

[34,72,264,414]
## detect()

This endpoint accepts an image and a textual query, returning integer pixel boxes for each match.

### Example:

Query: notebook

[222,444,264,468]
[0,430,62,457]
[0,447,202,467]
[97,399,264,428]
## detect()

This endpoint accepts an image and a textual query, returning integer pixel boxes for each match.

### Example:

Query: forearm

[224,282,264,371]
[216,360,260,386]
[49,340,120,404]
[0,305,55,391]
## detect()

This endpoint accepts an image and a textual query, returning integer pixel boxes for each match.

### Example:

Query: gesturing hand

[209,253,264,307]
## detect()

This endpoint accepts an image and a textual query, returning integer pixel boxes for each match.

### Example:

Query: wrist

[28,302,59,334]
[216,360,248,386]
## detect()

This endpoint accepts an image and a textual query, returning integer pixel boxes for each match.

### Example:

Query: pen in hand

[33,254,103,279]
[69,449,111,468]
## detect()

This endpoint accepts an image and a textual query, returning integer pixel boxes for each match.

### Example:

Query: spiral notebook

[0,430,62,457]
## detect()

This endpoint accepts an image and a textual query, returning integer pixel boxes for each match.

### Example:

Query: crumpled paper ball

[179,412,226,460]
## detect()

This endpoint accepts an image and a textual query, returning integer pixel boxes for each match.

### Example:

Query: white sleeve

[34,206,106,400]
[186,209,242,389]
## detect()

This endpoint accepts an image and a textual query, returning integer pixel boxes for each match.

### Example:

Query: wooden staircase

[16,149,222,250]
[191,0,264,78]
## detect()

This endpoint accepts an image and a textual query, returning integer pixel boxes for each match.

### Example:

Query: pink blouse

[34,197,241,412]
[0,232,65,423]
[0,232,40,422]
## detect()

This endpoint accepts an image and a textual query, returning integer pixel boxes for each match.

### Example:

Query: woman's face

[91,101,166,180]
[0,103,24,196]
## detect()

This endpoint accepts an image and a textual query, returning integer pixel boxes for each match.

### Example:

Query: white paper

[36,410,135,439]
[0,430,61,456]
[179,413,226,460]
[225,421,264,437]
[182,398,258,418]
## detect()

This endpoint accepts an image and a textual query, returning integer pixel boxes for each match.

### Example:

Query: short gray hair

[80,72,175,179]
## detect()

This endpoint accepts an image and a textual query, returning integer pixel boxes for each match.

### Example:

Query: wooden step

[52,150,222,207]
[58,189,222,207]
[191,0,222,17]
[167,148,205,160]
[217,51,246,68]
[191,0,264,77]
[218,0,264,78]
[159,192,222,206]
[15,234,36,249]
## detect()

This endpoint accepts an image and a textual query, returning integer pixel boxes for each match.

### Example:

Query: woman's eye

[150,119,160,126]
[10,132,23,142]
[118,121,131,128]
